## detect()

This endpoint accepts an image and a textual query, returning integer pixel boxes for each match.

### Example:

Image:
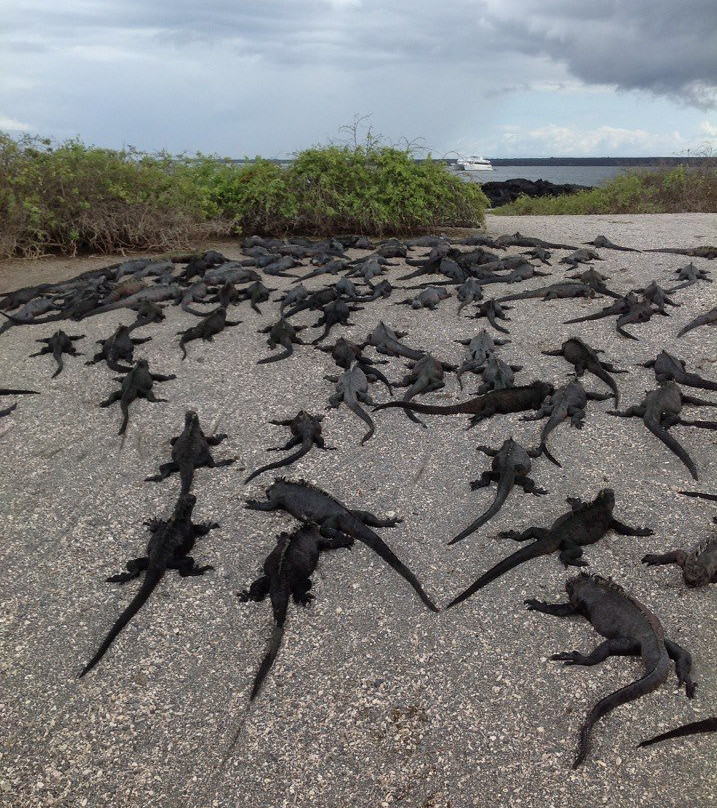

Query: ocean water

[457,164,635,188]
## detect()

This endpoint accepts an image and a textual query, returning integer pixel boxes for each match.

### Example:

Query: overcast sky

[2,0,715,157]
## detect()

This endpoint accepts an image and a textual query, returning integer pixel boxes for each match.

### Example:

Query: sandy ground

[1,213,715,808]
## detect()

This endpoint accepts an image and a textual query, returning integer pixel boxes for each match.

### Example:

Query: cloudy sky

[2,0,715,158]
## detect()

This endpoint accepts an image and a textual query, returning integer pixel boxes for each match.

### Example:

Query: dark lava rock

[480,178,592,207]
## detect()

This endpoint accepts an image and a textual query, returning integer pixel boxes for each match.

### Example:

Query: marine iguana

[525,572,696,768]
[543,337,625,405]
[178,306,241,360]
[583,235,639,252]
[78,284,181,319]
[237,522,354,699]
[145,410,235,493]
[642,520,717,587]
[310,299,362,344]
[374,380,554,429]
[354,278,394,302]
[639,717,717,747]
[79,493,218,676]
[615,298,662,340]
[455,330,510,389]
[456,278,484,314]
[522,380,611,466]
[245,411,332,483]
[563,292,640,326]
[363,322,455,370]
[635,281,679,312]
[473,354,522,395]
[245,478,438,611]
[677,306,717,338]
[644,245,717,259]
[86,325,150,373]
[0,387,39,395]
[608,381,717,480]
[449,438,547,545]
[497,282,595,304]
[282,286,339,319]
[127,299,165,331]
[495,232,577,250]
[470,299,513,334]
[395,286,451,310]
[99,359,176,435]
[292,259,347,283]
[522,247,552,264]
[0,298,57,335]
[643,350,717,391]
[318,337,392,393]
[203,264,261,286]
[277,284,309,315]
[447,489,653,607]
[257,318,306,364]
[558,248,602,267]
[566,268,622,299]
[393,354,447,428]
[326,364,376,444]
[666,263,712,292]
[679,490,717,501]
[30,330,84,378]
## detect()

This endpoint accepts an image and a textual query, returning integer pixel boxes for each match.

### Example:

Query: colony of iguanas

[2,230,714,773]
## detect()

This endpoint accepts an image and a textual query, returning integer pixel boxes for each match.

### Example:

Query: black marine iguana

[635,281,679,312]
[666,263,712,292]
[456,278,484,314]
[525,572,696,768]
[677,306,717,338]
[469,299,512,334]
[642,520,717,587]
[0,387,39,417]
[234,280,274,314]
[455,330,510,389]
[30,330,84,378]
[79,493,218,676]
[317,337,392,393]
[608,381,717,480]
[178,306,241,360]
[237,522,354,699]
[257,318,305,364]
[473,353,522,395]
[639,717,717,748]
[86,325,150,373]
[497,282,595,304]
[449,438,547,545]
[245,478,437,611]
[583,235,639,252]
[310,299,362,344]
[566,268,622,299]
[643,350,717,391]
[326,364,376,444]
[374,380,554,429]
[448,489,653,607]
[99,359,176,435]
[145,410,235,493]
[495,232,577,250]
[277,284,309,315]
[392,354,447,428]
[127,299,165,331]
[395,286,451,310]
[363,322,455,370]
[644,245,717,259]
[245,411,332,483]
[558,248,602,267]
[543,337,625,405]
[522,380,611,466]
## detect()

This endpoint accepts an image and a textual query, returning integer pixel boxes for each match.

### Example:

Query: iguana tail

[80,567,164,677]
[447,540,551,608]
[449,467,516,545]
[250,581,289,700]
[644,416,698,480]
[574,651,670,767]
[374,399,476,416]
[257,346,292,364]
[244,441,311,484]
[346,398,375,444]
[0,388,39,395]
[563,311,609,325]
[588,364,621,405]
[638,717,717,748]
[675,371,717,391]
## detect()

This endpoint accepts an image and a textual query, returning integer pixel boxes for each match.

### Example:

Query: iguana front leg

[244,498,279,511]
[351,510,402,528]
[516,476,548,495]
[107,557,149,582]
[470,470,499,490]
[642,550,687,567]
[558,541,587,566]
[172,557,214,576]
[207,433,228,446]
[267,435,302,452]
[237,575,270,602]
[524,599,577,617]
[145,462,179,482]
[610,518,653,536]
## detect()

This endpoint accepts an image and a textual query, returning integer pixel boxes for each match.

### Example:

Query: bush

[492,161,717,216]
[0,133,489,258]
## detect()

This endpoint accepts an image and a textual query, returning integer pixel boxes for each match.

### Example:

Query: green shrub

[0,132,489,257]
[492,162,717,216]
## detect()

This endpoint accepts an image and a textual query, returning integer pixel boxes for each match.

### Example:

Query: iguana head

[595,488,615,509]
[682,557,711,588]
[185,410,199,427]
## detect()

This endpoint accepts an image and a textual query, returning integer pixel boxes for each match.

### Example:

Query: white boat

[456,155,493,171]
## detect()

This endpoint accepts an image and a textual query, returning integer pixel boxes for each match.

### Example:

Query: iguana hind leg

[107,557,149,582]
[551,637,639,666]
[664,639,697,698]
[351,509,402,528]
[172,557,214,577]
[238,575,270,602]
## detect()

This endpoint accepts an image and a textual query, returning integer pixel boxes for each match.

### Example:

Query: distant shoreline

[234,156,710,167]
